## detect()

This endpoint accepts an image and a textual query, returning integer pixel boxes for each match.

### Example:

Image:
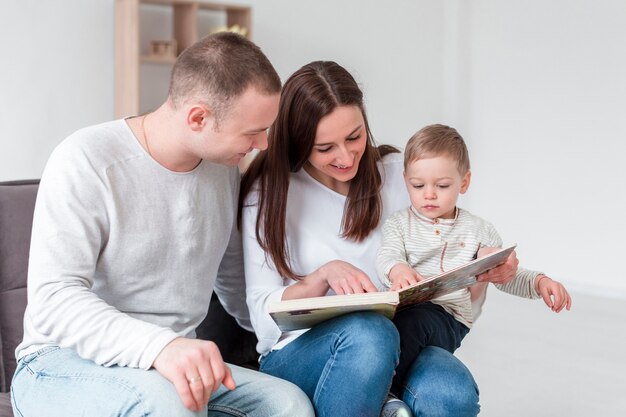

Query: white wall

[136,0,446,143]
[457,0,626,298]
[0,0,114,180]
[247,0,445,149]
[1,0,625,297]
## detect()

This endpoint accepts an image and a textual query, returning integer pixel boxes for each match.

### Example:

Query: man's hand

[152,337,235,412]
[476,247,519,284]
[388,263,423,291]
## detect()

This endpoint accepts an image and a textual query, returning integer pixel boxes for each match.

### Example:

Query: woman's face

[304,105,367,195]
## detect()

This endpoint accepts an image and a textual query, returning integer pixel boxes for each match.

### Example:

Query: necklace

[140,113,153,158]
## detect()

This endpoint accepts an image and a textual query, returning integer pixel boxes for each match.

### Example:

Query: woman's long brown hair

[238,61,398,280]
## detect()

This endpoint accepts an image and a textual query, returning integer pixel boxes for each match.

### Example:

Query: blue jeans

[392,302,470,395]
[399,346,480,417]
[260,312,400,417]
[11,346,314,417]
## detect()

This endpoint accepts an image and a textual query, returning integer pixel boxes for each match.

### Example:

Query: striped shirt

[376,207,541,328]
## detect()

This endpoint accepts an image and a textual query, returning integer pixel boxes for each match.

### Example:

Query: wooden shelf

[140,54,177,64]
[115,0,252,118]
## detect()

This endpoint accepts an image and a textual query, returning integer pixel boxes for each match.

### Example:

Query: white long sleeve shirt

[17,119,251,369]
[242,153,410,355]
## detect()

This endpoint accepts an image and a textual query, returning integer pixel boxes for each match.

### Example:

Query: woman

[238,61,516,417]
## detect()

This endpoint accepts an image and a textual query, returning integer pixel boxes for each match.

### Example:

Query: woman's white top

[241,153,409,355]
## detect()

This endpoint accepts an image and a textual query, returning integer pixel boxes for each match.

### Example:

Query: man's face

[201,87,279,166]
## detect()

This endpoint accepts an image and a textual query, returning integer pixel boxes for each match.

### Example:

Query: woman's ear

[460,170,471,194]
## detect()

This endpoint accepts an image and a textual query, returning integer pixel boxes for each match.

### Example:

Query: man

[12,32,314,417]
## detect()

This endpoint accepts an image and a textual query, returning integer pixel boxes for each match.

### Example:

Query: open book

[268,244,516,331]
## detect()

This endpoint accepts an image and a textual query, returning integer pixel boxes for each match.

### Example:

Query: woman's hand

[476,247,519,284]
[388,263,423,291]
[319,260,379,295]
[282,260,378,300]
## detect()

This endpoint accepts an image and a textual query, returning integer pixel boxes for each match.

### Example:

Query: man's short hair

[168,32,281,121]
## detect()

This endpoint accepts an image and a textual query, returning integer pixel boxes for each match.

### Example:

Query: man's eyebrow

[315,125,363,146]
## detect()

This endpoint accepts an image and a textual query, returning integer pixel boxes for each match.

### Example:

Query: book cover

[268,244,516,331]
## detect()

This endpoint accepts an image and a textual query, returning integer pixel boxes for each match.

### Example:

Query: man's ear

[460,170,471,194]
[187,105,212,132]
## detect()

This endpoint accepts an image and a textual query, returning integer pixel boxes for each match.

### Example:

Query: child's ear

[460,170,471,194]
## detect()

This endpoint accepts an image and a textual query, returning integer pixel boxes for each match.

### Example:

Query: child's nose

[424,188,436,199]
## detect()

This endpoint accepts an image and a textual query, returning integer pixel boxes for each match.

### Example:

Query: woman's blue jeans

[260,311,480,417]
[260,312,400,417]
[399,346,480,417]
[11,346,314,417]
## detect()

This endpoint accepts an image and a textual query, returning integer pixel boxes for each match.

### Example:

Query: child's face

[404,155,471,219]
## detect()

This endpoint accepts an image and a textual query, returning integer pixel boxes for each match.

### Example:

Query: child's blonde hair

[404,124,470,174]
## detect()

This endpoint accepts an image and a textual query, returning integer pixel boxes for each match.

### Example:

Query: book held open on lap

[268,244,517,331]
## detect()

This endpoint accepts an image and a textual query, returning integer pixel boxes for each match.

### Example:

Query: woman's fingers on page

[333,276,360,294]
[329,280,346,295]
[360,275,379,293]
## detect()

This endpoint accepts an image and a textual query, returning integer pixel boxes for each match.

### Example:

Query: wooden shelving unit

[115,0,252,118]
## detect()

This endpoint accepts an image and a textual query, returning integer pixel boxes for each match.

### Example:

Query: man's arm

[212,217,253,332]
[24,140,178,369]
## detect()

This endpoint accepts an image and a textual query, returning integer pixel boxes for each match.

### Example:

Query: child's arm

[535,275,572,313]
[376,212,423,290]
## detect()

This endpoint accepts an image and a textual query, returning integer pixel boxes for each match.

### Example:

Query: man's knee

[263,377,315,417]
[216,365,314,417]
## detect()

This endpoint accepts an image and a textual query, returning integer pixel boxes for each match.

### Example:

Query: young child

[376,124,571,394]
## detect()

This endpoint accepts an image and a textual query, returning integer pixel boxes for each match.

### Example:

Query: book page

[397,244,517,308]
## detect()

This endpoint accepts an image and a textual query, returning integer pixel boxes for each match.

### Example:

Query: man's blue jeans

[11,346,314,417]
[260,312,400,417]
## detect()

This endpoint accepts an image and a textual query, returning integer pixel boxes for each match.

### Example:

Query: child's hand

[535,275,572,312]
[388,264,423,291]
[476,246,519,285]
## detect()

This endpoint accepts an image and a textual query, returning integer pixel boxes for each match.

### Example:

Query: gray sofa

[0,180,258,417]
